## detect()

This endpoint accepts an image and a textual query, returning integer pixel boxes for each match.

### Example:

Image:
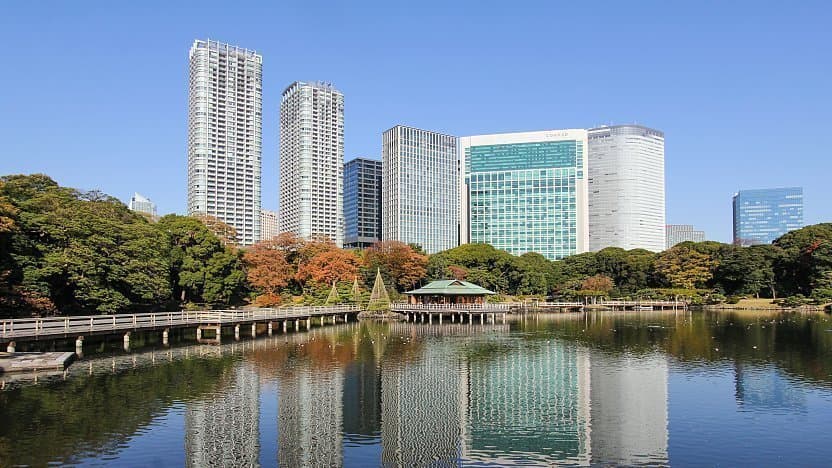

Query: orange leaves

[243,239,294,295]
[364,240,428,290]
[296,249,360,285]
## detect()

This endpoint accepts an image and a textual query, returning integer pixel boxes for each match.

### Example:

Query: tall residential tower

[279,82,344,246]
[382,125,458,254]
[587,125,665,252]
[460,130,589,260]
[187,39,262,245]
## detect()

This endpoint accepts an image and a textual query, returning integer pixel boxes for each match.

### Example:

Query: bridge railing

[390,303,512,311]
[0,305,361,340]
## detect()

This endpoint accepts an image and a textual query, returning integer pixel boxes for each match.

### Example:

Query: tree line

[1,174,830,317]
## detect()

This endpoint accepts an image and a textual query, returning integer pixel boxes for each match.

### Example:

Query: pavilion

[405,280,496,305]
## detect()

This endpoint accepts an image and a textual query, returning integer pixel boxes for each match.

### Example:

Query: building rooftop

[406,280,496,296]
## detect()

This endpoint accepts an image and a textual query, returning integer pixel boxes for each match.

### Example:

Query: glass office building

[460,130,589,260]
[732,187,803,245]
[344,157,382,249]
[382,125,458,254]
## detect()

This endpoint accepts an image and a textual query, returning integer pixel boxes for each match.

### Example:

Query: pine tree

[368,268,391,311]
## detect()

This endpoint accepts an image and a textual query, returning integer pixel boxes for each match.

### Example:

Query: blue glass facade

[344,158,382,248]
[732,187,803,245]
[465,138,586,260]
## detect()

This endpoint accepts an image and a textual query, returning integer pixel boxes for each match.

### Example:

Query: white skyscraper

[187,39,262,246]
[382,125,458,254]
[128,192,156,217]
[588,125,665,252]
[279,82,344,247]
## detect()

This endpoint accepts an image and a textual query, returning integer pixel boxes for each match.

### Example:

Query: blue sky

[0,0,829,243]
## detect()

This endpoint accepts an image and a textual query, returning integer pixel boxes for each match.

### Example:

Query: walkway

[1,305,360,349]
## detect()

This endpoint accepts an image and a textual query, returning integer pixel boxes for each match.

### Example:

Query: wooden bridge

[0,305,360,352]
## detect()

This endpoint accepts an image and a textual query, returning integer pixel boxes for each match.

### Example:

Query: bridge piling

[251,323,256,338]
[234,324,240,341]
[162,328,169,346]
[268,322,273,336]
[123,332,130,352]
[6,341,15,353]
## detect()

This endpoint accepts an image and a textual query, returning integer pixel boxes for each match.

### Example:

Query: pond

[1,310,831,466]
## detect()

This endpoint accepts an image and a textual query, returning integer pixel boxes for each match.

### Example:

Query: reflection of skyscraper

[342,355,381,440]
[185,364,260,467]
[588,351,669,465]
[464,340,592,465]
[381,341,468,466]
[277,367,344,466]
[734,363,807,412]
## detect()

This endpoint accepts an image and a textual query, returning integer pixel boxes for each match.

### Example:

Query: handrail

[0,305,360,340]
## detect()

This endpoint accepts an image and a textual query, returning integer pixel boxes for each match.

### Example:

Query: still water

[2,310,832,466]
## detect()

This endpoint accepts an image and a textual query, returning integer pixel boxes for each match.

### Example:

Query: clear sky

[1,0,829,243]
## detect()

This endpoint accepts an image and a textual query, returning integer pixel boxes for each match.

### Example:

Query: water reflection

[1,311,831,466]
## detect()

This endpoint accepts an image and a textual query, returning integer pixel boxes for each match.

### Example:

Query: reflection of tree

[0,356,237,466]
[518,311,832,386]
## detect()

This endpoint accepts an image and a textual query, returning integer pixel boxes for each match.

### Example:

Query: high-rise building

[344,157,382,249]
[382,125,458,254]
[128,192,157,217]
[460,130,589,260]
[260,208,279,241]
[588,125,665,252]
[279,81,344,247]
[666,224,706,248]
[187,39,262,246]
[732,187,803,245]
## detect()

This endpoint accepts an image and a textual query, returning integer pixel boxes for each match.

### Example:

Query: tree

[714,244,781,298]
[364,241,428,292]
[156,215,245,305]
[654,244,718,290]
[0,175,171,315]
[243,239,294,297]
[296,249,361,286]
[577,274,614,303]
[193,214,238,248]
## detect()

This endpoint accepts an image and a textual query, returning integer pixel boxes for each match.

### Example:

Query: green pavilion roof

[405,280,496,296]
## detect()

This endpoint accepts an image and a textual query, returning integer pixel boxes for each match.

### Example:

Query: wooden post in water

[321,316,325,326]
[162,328,169,346]
[196,327,202,340]
[6,341,15,353]
[123,332,130,352]
[307,318,312,330]
[215,326,221,343]
[294,320,299,331]
[251,323,256,338]
[268,322,273,336]
[283,321,288,333]
[439,313,443,325]
[234,324,240,341]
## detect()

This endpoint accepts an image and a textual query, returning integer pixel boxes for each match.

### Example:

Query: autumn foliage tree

[296,249,361,286]
[244,239,295,305]
[364,240,428,292]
